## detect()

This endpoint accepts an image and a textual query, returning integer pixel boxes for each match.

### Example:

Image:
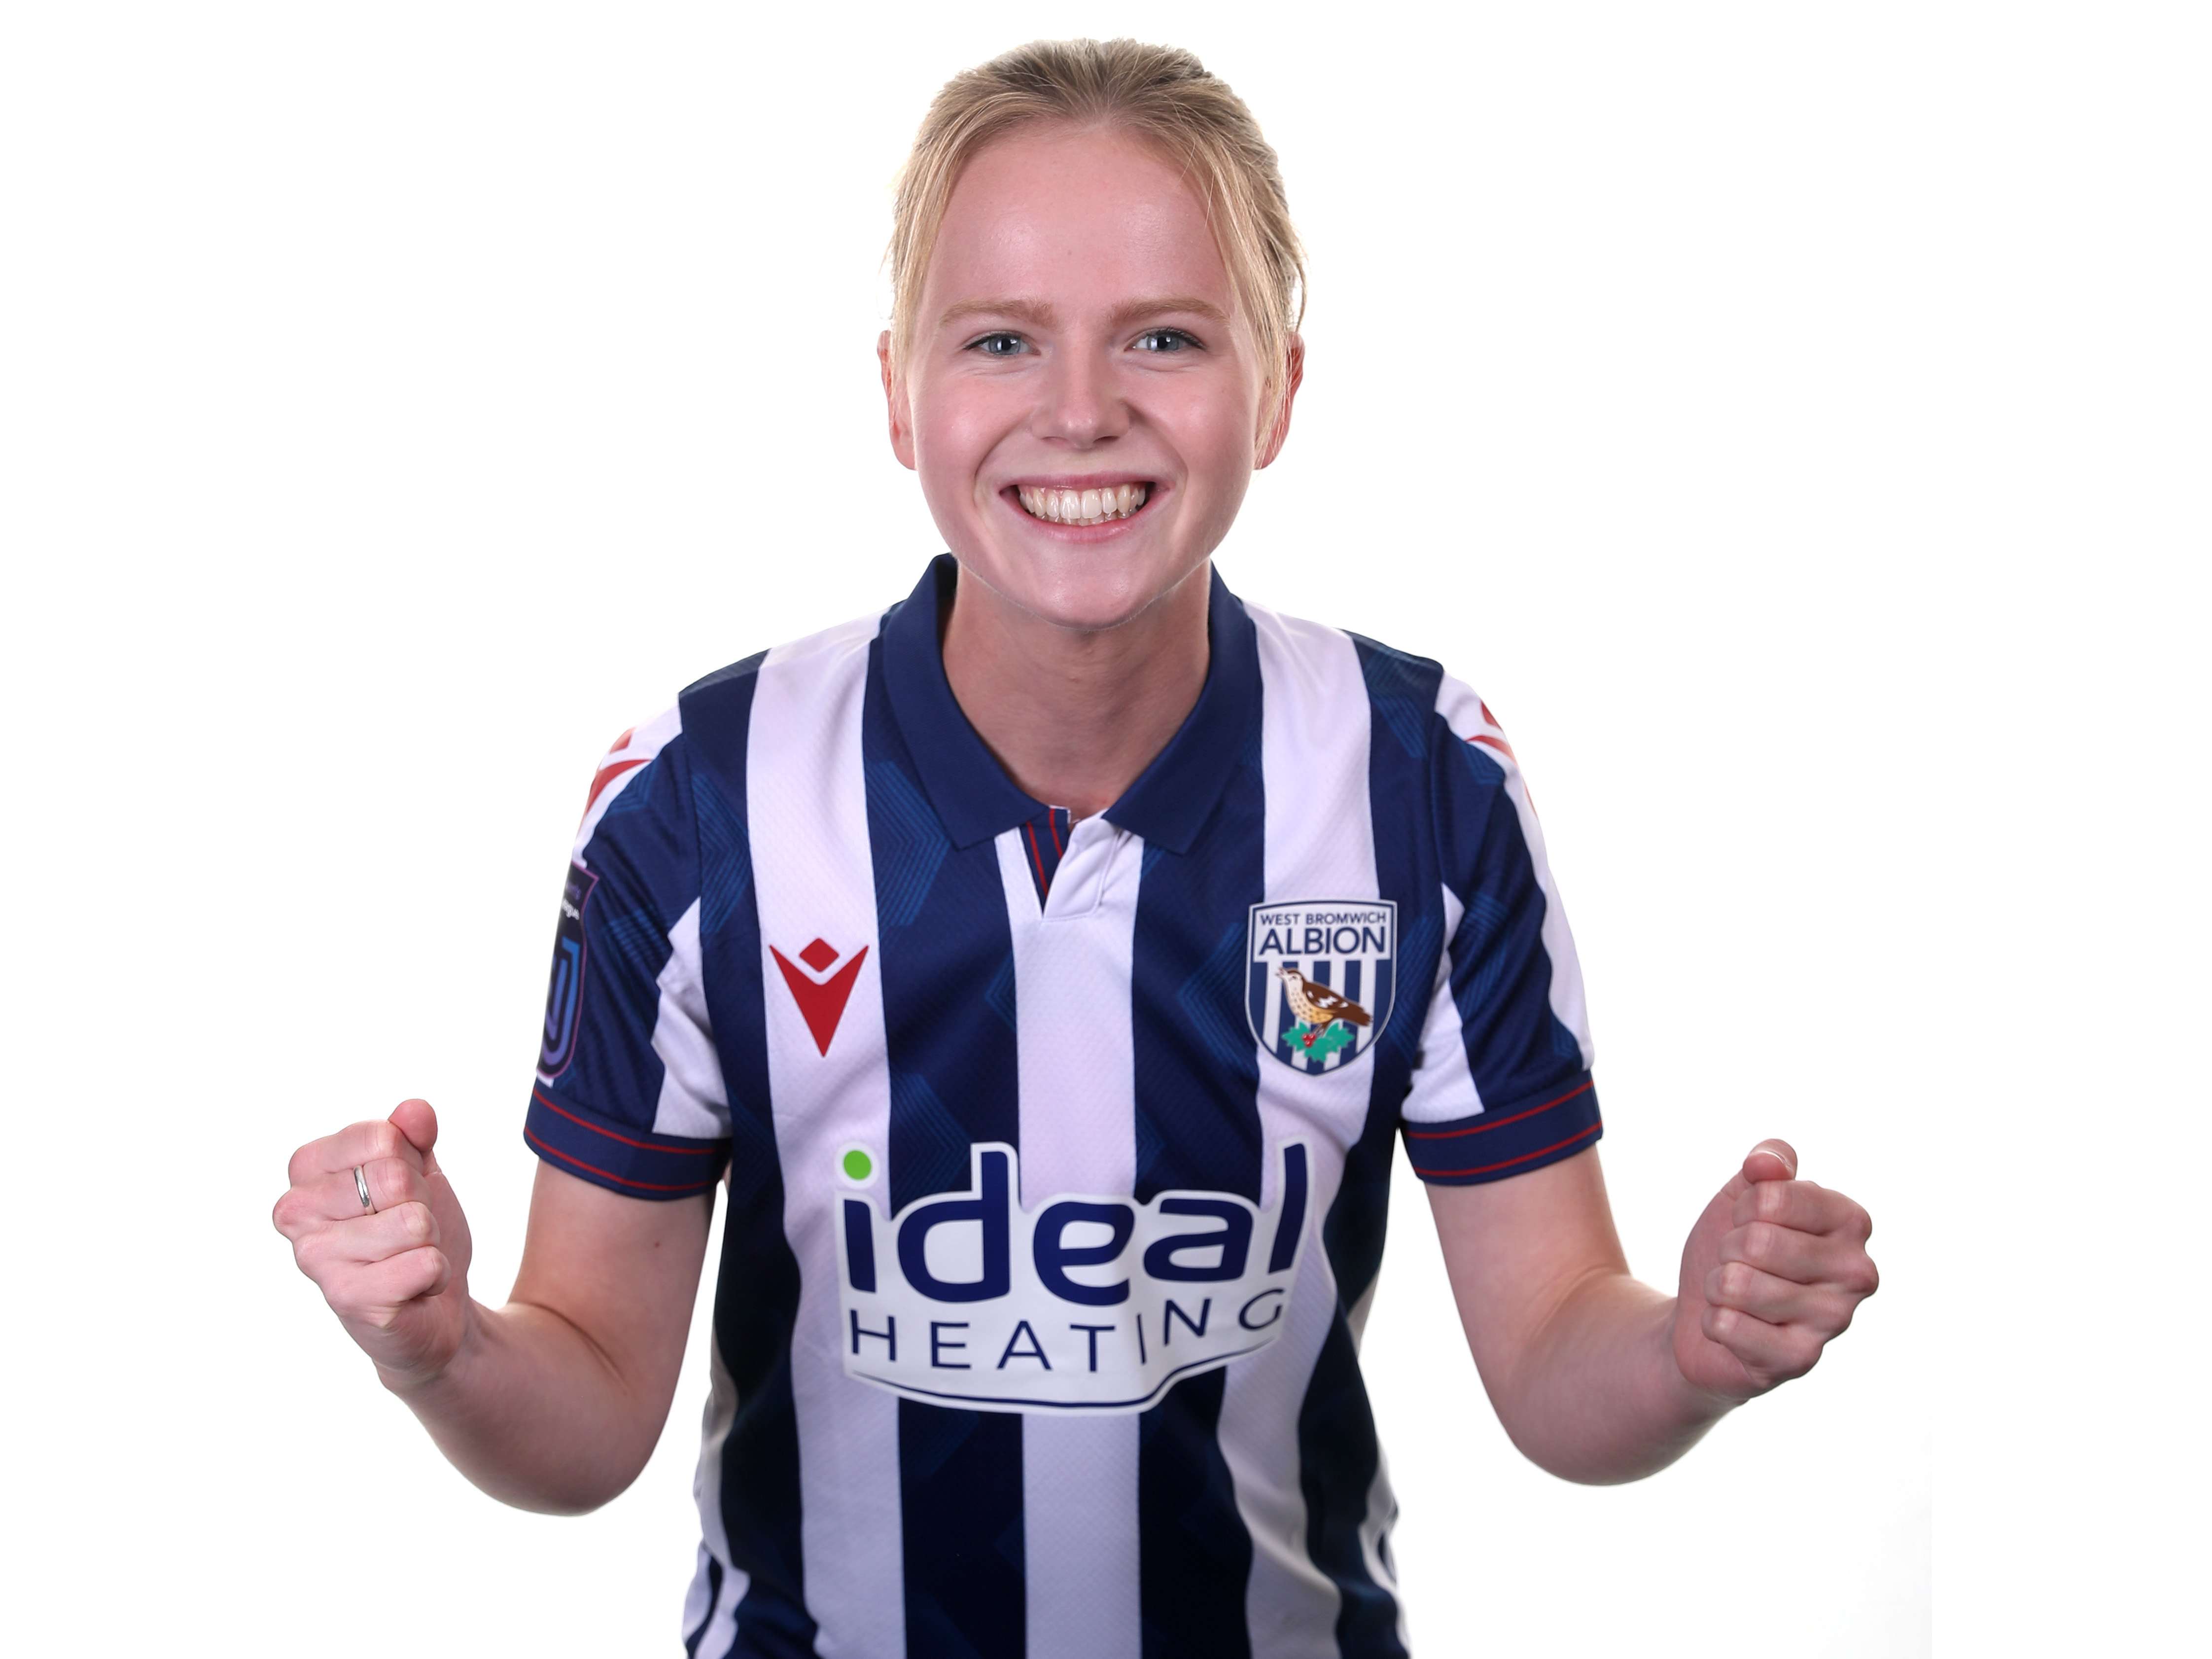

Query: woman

[274,39,1876,1658]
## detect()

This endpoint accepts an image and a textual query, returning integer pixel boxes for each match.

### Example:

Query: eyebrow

[936,295,1231,331]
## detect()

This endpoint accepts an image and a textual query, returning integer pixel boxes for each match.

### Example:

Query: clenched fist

[1672,1139,1877,1401]
[272,1099,476,1386]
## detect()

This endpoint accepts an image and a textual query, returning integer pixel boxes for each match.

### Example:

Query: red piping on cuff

[1403,1079,1594,1141]
[1411,1122,1601,1181]
[531,1088,720,1156]
[526,1129,717,1194]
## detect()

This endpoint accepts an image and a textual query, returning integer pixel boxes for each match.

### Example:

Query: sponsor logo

[771,937,869,1056]
[537,863,597,1078]
[1246,899,1396,1072]
[835,1141,1310,1414]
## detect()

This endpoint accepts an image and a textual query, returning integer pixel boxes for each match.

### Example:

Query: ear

[878,330,917,471]
[1255,332,1305,470]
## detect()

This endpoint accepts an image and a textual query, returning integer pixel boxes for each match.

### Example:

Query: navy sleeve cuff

[1402,1076,1603,1185]
[525,1085,729,1200]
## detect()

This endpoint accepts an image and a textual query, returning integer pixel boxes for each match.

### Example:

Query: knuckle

[377,1159,426,1208]
[1803,1287,1851,1331]
[396,1201,436,1245]
[418,1248,452,1296]
[386,1249,444,1309]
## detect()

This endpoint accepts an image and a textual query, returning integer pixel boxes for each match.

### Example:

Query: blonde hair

[889,39,1306,432]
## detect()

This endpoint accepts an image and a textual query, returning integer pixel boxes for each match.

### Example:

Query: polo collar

[880,554,1260,856]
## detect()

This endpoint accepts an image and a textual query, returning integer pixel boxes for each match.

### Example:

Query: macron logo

[771,937,869,1056]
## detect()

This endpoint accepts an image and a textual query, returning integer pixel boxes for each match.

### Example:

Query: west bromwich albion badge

[1246,899,1396,1072]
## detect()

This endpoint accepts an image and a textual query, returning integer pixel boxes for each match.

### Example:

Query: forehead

[921,124,1236,325]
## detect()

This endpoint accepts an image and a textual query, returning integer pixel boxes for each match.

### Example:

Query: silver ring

[353,1165,376,1213]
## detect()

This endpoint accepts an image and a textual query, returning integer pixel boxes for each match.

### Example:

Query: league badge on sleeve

[537,862,597,1080]
[1246,900,1396,1072]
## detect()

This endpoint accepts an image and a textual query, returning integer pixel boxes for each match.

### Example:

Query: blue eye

[969,332,1029,357]
[1133,328,1198,353]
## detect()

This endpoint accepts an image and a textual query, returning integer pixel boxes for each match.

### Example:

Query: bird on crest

[1275,966,1371,1048]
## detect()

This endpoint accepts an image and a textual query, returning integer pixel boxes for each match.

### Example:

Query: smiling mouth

[1017,483,1150,527]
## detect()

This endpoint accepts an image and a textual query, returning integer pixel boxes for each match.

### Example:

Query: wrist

[373,1295,486,1401]
[1659,1293,1748,1422]
[1506,1275,1734,1484]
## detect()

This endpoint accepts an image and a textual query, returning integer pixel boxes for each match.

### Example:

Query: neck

[940,563,1212,821]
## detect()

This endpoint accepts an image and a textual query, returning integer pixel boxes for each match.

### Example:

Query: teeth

[1017,483,1150,526]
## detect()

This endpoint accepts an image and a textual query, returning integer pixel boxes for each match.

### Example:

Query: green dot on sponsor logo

[842,1149,873,1181]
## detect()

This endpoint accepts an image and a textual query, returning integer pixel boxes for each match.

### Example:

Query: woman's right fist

[273,1098,476,1386]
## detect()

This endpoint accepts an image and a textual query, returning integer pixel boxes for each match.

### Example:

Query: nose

[1031,343,1126,449]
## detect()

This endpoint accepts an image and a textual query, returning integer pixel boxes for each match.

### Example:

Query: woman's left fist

[1672,1139,1878,1401]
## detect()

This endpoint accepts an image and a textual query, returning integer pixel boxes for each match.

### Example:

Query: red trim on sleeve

[531,1089,719,1156]
[1414,1122,1601,1180]
[525,1129,717,1193]
[1403,1080,1594,1141]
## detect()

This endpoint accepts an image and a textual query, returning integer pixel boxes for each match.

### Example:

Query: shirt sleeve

[524,707,733,1200]
[1399,682,1603,1185]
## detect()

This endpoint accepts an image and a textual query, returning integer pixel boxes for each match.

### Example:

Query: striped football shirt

[525,555,1602,1658]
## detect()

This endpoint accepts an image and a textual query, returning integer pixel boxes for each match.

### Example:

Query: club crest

[1246,900,1396,1073]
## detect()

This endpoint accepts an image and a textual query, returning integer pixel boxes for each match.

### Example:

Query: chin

[1030,566,1201,635]
[951,538,1198,634]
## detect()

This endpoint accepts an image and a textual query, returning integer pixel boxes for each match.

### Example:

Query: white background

[3,3,2203,1654]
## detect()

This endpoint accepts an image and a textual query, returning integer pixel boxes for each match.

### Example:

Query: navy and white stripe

[526,556,1601,1656]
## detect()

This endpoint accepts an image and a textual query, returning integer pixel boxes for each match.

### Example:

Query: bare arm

[274,1099,712,1514]
[391,1158,711,1513]
[1428,1140,1876,1484]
